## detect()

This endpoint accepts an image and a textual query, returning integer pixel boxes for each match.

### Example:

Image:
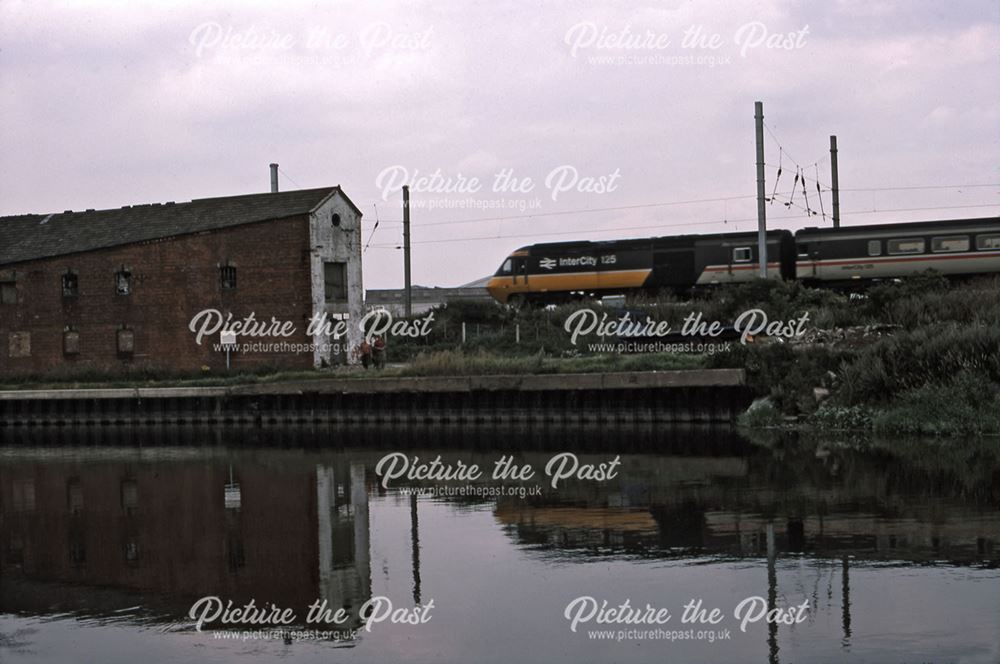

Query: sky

[1,0,998,289]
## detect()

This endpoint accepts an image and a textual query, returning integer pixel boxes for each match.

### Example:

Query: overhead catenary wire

[365,181,997,232]
[815,164,827,223]
[769,149,784,203]
[363,203,381,253]
[366,201,999,248]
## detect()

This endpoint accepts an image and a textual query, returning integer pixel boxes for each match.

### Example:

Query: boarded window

[12,479,36,512]
[117,328,135,355]
[227,537,246,572]
[887,238,925,255]
[976,234,1000,250]
[69,536,87,566]
[8,332,30,358]
[62,272,79,297]
[67,478,84,514]
[867,240,881,256]
[115,270,132,295]
[64,330,81,356]
[121,479,138,512]
[6,535,24,565]
[931,236,969,253]
[324,262,348,301]
[220,265,237,290]
[124,540,139,563]
[0,281,15,304]
[733,247,752,263]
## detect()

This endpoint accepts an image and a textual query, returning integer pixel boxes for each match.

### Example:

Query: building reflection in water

[316,463,372,627]
[1,425,998,662]
[0,455,373,639]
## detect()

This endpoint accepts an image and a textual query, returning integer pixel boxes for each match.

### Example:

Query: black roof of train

[504,216,999,256]
[519,228,792,253]
[796,216,999,237]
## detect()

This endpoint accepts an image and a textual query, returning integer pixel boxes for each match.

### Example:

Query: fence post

[516,324,520,344]
[462,322,467,344]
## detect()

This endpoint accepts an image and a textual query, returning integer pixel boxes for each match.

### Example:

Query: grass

[872,371,1000,437]
[397,348,703,377]
[0,350,705,389]
[0,367,353,391]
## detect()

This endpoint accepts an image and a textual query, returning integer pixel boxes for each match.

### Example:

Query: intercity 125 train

[485,216,1000,305]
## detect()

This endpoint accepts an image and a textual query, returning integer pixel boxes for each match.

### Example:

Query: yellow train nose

[486,277,508,303]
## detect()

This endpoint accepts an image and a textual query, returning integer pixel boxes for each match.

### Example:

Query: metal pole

[410,494,421,604]
[842,555,851,645]
[403,185,412,317]
[754,101,768,278]
[830,135,840,228]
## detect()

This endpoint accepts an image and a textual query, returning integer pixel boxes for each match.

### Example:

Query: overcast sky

[1,0,998,289]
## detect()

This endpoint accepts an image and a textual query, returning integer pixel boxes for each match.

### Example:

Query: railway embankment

[390,273,1000,436]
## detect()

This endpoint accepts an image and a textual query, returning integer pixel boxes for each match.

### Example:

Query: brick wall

[0,215,316,376]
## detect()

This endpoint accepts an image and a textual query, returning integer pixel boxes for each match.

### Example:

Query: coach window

[931,236,969,253]
[887,238,925,255]
[976,234,1000,250]
[733,247,752,262]
[797,243,810,258]
[867,240,881,256]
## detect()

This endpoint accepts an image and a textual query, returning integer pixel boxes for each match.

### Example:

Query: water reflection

[1,425,998,663]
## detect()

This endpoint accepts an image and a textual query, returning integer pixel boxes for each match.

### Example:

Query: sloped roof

[0,186,361,266]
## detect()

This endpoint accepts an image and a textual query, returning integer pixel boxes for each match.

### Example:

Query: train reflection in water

[1,425,998,648]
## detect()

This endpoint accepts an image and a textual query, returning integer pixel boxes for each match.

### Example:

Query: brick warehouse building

[0,186,364,376]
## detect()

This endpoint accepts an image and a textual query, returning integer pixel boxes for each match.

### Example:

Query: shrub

[738,398,783,429]
[708,341,847,415]
[808,404,875,431]
[873,371,1000,436]
[838,323,1000,406]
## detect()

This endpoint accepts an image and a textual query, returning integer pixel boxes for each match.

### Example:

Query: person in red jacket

[372,335,386,370]
[357,339,372,369]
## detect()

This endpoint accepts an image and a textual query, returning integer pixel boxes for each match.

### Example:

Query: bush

[708,341,847,415]
[838,323,1000,406]
[808,404,875,431]
[873,371,1000,436]
[738,398,783,429]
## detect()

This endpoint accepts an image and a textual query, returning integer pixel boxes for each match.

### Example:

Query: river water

[1,425,998,663]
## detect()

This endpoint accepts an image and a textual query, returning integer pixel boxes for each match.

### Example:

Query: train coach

[795,216,1000,285]
[485,216,1000,305]
[485,230,795,306]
